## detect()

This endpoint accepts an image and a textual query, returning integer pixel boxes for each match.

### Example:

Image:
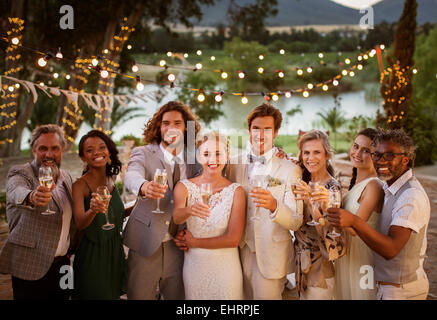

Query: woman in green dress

[72,130,127,300]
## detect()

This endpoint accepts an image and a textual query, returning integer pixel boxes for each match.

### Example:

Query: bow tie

[248,154,266,164]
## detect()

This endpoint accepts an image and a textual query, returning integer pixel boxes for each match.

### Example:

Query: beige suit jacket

[226,152,303,279]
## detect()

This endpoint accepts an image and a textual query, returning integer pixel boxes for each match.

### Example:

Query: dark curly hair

[349,128,378,190]
[143,100,201,146]
[78,130,122,177]
[372,128,417,169]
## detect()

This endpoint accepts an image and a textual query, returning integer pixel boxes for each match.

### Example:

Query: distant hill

[195,0,437,27]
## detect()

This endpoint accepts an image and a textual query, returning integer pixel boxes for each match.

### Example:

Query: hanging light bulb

[136,76,144,91]
[103,49,109,54]
[318,53,324,59]
[221,71,228,79]
[271,93,279,101]
[285,91,292,98]
[8,86,14,92]
[258,67,264,74]
[307,83,314,90]
[238,71,245,79]
[357,64,363,70]
[92,58,99,67]
[258,54,264,60]
[11,37,19,45]
[195,63,203,70]
[53,72,59,79]
[358,55,363,61]
[412,68,418,74]
[131,64,139,72]
[196,50,202,56]
[303,91,309,98]
[159,60,166,67]
[184,53,189,58]
[333,79,339,86]
[127,44,132,50]
[39,82,45,87]
[15,83,20,89]
[241,95,248,104]
[100,69,109,78]
[306,67,313,73]
[342,69,348,76]
[278,71,284,78]
[215,91,224,103]
[167,51,172,57]
[210,56,216,61]
[297,69,304,76]
[197,91,206,102]
[37,57,47,67]
[65,74,71,80]
[380,44,385,50]
[349,71,355,77]
[345,58,351,64]
[279,49,285,55]
[322,84,329,91]
[168,73,176,82]
[363,54,369,60]
[56,47,63,59]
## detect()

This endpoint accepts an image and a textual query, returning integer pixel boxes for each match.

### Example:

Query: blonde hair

[196,131,230,154]
[297,129,335,182]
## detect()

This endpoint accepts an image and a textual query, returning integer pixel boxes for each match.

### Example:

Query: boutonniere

[266,175,283,187]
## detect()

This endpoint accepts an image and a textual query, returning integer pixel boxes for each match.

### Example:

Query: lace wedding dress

[180,179,244,300]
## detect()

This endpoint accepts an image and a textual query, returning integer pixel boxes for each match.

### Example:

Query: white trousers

[240,245,286,300]
[376,277,429,300]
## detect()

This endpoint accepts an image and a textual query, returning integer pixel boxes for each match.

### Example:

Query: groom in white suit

[226,103,303,299]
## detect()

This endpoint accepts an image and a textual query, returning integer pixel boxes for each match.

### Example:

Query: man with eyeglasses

[327,128,430,300]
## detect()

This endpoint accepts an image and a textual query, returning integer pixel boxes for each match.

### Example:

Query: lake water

[21,84,382,148]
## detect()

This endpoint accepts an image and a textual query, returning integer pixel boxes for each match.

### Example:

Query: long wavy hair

[143,101,201,146]
[297,130,335,183]
[349,128,378,190]
[78,130,122,177]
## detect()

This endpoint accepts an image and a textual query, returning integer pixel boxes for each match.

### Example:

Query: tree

[379,0,417,129]
[316,94,346,150]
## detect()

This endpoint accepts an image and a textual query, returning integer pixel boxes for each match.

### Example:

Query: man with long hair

[123,101,202,299]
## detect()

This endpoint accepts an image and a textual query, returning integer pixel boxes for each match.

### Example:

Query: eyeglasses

[371,152,406,161]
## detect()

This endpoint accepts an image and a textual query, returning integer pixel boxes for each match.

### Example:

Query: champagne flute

[250,174,265,222]
[96,186,114,230]
[290,177,302,217]
[200,183,212,206]
[39,166,55,215]
[307,181,320,226]
[152,168,167,214]
[328,187,342,238]
[200,183,212,224]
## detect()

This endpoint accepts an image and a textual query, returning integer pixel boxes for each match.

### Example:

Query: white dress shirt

[383,169,430,279]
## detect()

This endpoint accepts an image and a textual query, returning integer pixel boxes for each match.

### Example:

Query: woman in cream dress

[334,128,384,300]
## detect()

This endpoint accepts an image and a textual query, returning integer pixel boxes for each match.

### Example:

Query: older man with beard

[0,124,76,300]
[327,129,430,300]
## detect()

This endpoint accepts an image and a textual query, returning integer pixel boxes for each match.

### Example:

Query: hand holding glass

[152,169,167,213]
[96,186,114,230]
[38,166,55,215]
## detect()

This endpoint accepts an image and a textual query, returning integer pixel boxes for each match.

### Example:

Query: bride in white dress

[173,132,246,300]
[334,128,384,300]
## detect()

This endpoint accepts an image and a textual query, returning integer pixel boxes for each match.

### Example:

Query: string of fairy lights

[2,15,419,146]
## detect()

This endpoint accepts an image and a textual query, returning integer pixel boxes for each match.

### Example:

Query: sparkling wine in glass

[307,181,320,226]
[152,169,167,213]
[290,177,302,217]
[39,166,55,215]
[96,186,114,231]
[200,183,212,206]
[328,187,342,238]
[250,174,265,221]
